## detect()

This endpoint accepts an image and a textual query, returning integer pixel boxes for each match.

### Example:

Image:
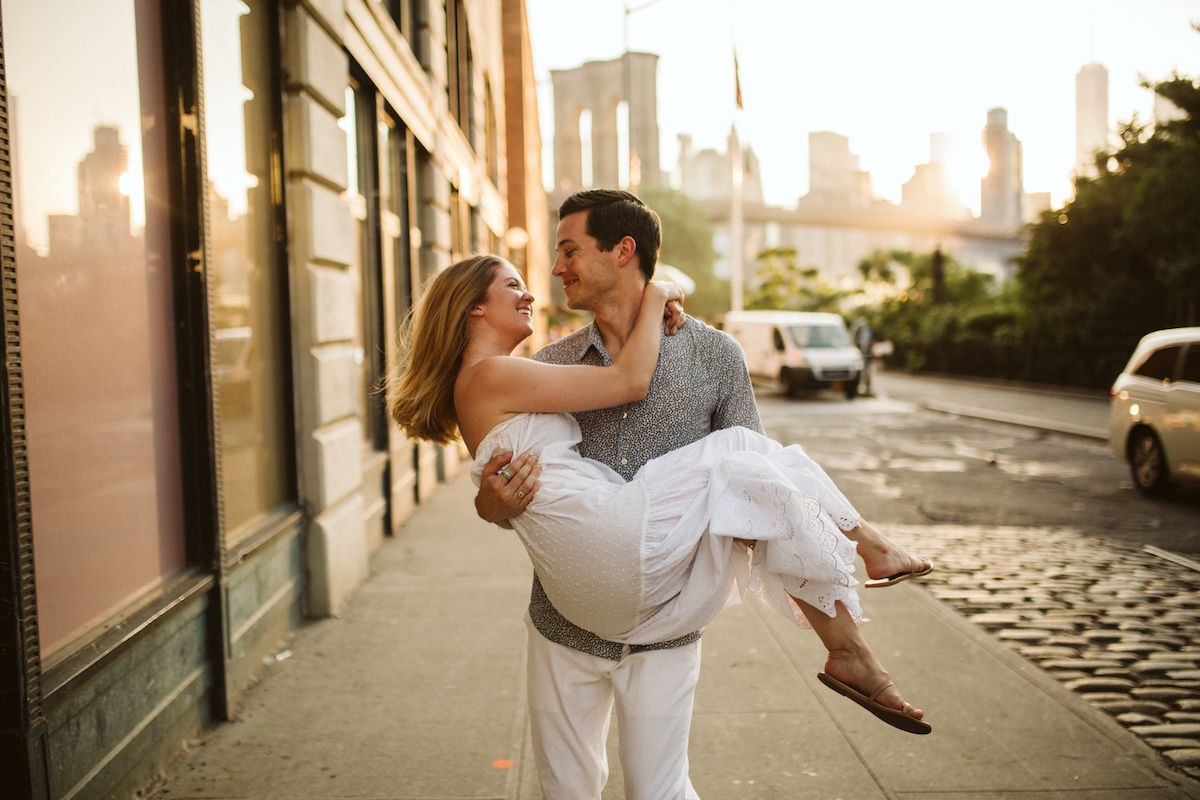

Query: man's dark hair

[558,189,662,281]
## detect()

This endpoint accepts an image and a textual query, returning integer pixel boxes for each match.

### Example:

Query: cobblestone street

[886,523,1200,780]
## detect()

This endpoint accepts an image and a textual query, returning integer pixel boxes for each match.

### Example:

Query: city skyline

[526,0,1200,208]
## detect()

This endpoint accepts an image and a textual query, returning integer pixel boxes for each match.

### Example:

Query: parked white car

[724,310,864,399]
[1108,327,1200,495]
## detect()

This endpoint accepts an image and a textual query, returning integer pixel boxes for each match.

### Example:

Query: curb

[922,399,1109,442]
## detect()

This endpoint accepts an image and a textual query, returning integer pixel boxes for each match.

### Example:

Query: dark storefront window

[201,0,292,540]
[4,0,186,659]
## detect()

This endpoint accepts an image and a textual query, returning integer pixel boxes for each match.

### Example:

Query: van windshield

[787,324,851,348]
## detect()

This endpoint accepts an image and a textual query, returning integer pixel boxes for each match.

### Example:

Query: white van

[724,310,864,399]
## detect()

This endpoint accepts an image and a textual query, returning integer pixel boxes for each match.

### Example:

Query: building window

[201,0,293,541]
[4,0,186,659]
[450,186,464,260]
[445,0,472,138]
[341,73,389,450]
[380,109,415,365]
[380,0,422,64]
[484,82,499,186]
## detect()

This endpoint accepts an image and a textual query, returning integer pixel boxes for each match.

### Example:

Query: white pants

[525,614,703,800]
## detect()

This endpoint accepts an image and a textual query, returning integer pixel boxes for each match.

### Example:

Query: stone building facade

[0,2,546,798]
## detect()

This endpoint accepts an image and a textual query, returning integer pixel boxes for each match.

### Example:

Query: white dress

[470,412,864,645]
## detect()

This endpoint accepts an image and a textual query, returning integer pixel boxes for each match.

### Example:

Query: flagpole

[730,50,744,312]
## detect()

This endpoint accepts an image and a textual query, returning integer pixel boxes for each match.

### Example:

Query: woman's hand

[648,280,687,335]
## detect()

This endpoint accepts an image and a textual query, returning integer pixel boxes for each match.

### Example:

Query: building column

[282,0,369,617]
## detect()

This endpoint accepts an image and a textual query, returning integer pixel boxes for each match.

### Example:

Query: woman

[389,254,931,734]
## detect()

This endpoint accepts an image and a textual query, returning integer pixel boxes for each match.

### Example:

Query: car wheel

[844,377,859,400]
[1128,429,1172,496]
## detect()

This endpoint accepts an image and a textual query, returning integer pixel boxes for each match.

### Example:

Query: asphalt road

[754,368,1200,556]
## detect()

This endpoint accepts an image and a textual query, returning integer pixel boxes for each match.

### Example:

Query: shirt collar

[559,320,612,365]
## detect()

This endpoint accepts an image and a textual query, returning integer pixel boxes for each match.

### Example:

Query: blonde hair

[388,255,505,445]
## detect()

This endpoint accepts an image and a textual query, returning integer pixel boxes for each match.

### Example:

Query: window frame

[0,0,299,714]
[199,0,299,558]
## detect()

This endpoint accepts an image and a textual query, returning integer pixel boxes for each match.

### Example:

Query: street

[757,368,1200,775]
[757,369,1199,555]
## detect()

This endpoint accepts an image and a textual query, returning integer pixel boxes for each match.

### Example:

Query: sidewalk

[151,475,1200,800]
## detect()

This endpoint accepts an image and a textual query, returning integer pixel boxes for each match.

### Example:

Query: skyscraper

[804,131,872,207]
[980,107,1023,227]
[1075,63,1109,179]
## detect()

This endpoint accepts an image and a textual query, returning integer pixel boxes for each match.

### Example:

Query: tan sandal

[864,561,933,588]
[817,672,932,734]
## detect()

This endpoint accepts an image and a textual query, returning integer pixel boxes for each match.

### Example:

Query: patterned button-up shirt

[529,315,763,659]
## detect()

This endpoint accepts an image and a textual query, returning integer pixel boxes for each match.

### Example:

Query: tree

[855,248,1019,374]
[1016,45,1200,383]
[1120,74,1200,324]
[744,246,847,312]
[638,186,730,321]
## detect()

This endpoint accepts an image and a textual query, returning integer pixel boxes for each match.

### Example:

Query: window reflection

[202,0,291,538]
[4,0,185,658]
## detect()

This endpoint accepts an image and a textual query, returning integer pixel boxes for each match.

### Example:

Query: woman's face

[478,262,535,340]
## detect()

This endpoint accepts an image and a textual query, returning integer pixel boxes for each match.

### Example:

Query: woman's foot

[848,520,933,588]
[820,650,929,734]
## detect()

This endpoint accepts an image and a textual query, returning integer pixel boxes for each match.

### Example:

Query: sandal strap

[868,681,896,702]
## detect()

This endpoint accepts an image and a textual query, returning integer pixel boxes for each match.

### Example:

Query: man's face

[553,211,619,311]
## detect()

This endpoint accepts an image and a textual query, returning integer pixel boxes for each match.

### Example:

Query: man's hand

[475,451,542,525]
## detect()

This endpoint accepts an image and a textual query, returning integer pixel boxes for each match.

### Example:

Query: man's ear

[615,235,638,268]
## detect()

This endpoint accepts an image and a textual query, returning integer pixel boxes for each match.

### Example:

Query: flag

[734,50,743,110]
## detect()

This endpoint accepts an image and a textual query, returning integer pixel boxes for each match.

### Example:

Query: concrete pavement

[150,470,1200,799]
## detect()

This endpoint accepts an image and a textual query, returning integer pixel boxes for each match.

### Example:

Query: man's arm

[475,451,541,526]
[709,329,764,434]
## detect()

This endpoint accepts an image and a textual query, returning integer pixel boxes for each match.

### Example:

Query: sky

[524,0,1200,209]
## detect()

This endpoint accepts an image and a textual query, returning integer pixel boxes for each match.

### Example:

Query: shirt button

[622,412,627,419]
[620,458,628,466]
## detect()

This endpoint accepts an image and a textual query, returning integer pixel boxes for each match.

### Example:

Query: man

[475,190,931,797]
[475,189,760,799]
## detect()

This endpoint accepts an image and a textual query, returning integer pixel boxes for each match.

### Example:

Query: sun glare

[949,146,990,217]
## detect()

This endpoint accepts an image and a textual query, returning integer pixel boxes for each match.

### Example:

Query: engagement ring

[516,490,525,499]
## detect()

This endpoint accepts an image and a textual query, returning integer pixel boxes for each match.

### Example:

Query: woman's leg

[843,519,933,586]
[791,596,926,726]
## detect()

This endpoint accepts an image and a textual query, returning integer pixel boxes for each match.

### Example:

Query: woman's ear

[469,306,485,317]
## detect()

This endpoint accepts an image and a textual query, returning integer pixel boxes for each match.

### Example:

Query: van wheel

[781,370,801,398]
[1129,429,1172,496]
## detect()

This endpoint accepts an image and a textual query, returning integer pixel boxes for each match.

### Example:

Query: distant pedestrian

[852,317,875,395]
